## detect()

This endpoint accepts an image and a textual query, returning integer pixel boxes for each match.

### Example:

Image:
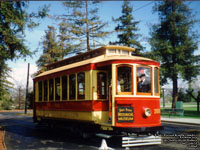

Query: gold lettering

[119,108,126,112]
[118,113,133,117]
[154,109,160,114]
[125,108,132,112]
[118,117,133,121]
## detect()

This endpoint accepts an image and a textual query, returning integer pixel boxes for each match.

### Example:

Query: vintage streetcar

[33,45,162,147]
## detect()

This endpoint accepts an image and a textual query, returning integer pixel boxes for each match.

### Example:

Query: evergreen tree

[112,0,143,55]
[58,0,110,52]
[58,18,84,55]
[0,1,48,106]
[149,0,199,108]
[0,62,13,102]
[36,26,63,71]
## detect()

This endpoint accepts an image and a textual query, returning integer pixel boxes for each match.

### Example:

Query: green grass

[161,102,200,119]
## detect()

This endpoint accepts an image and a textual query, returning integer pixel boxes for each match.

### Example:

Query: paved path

[0,110,199,150]
[161,117,200,125]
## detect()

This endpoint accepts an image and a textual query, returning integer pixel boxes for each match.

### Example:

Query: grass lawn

[161,102,200,119]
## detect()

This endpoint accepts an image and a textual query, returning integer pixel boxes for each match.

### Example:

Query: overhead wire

[132,1,154,13]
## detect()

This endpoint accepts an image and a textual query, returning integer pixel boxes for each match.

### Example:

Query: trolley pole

[25,63,30,114]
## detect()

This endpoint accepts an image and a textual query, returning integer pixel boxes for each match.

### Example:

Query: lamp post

[25,63,30,114]
[162,88,165,108]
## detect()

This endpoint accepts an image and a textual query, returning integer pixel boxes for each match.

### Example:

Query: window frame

[116,64,133,95]
[154,67,160,96]
[97,72,107,99]
[136,65,152,95]
[77,72,85,100]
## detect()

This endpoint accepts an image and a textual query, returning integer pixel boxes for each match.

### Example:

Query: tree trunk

[187,90,200,114]
[19,88,21,109]
[172,75,178,109]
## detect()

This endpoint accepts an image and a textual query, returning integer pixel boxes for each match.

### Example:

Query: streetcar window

[154,68,159,95]
[49,79,54,101]
[62,76,67,100]
[97,72,107,99]
[44,80,48,101]
[78,72,85,99]
[137,66,152,94]
[117,65,132,94]
[39,81,43,101]
[121,50,129,55]
[55,77,61,101]
[108,49,116,54]
[69,74,76,100]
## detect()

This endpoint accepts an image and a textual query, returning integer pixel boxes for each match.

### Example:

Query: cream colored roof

[35,55,154,78]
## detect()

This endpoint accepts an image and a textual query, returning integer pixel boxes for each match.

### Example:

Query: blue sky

[8,1,200,88]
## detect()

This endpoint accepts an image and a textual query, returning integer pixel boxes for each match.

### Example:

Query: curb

[161,119,200,126]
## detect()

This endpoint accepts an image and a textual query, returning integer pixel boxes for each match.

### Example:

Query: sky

[7,1,200,89]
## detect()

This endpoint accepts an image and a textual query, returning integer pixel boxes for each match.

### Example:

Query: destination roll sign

[117,106,134,123]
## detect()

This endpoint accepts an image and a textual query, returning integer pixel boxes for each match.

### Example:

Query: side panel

[35,82,39,102]
[36,110,108,124]
[85,71,91,100]
[92,70,98,100]
[34,100,109,123]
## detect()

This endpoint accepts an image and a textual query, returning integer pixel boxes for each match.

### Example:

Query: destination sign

[117,106,134,123]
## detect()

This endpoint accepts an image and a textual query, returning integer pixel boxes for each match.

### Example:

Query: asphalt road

[0,111,199,150]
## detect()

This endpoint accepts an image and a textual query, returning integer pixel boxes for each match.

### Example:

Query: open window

[97,72,107,99]
[136,66,152,95]
[44,80,48,101]
[62,76,68,100]
[69,74,76,100]
[49,79,54,101]
[116,65,133,95]
[38,81,43,101]
[55,77,61,101]
[78,72,85,99]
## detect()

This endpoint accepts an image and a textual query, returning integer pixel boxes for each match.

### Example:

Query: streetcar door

[97,71,111,122]
[97,72,107,100]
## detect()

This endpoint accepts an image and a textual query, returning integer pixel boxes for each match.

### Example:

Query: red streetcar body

[115,97,161,128]
[33,45,162,134]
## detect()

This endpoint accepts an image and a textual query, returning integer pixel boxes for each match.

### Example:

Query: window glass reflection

[137,67,151,93]
[97,72,107,99]
[117,66,132,93]
[78,72,85,99]
[154,68,159,94]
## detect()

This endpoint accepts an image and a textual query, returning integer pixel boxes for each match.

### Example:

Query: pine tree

[0,1,48,106]
[111,0,143,55]
[36,26,63,71]
[149,0,199,108]
[58,0,110,52]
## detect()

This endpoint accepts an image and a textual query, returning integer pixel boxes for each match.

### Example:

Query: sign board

[117,106,134,123]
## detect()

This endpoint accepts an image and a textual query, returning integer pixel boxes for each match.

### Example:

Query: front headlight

[144,108,152,117]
